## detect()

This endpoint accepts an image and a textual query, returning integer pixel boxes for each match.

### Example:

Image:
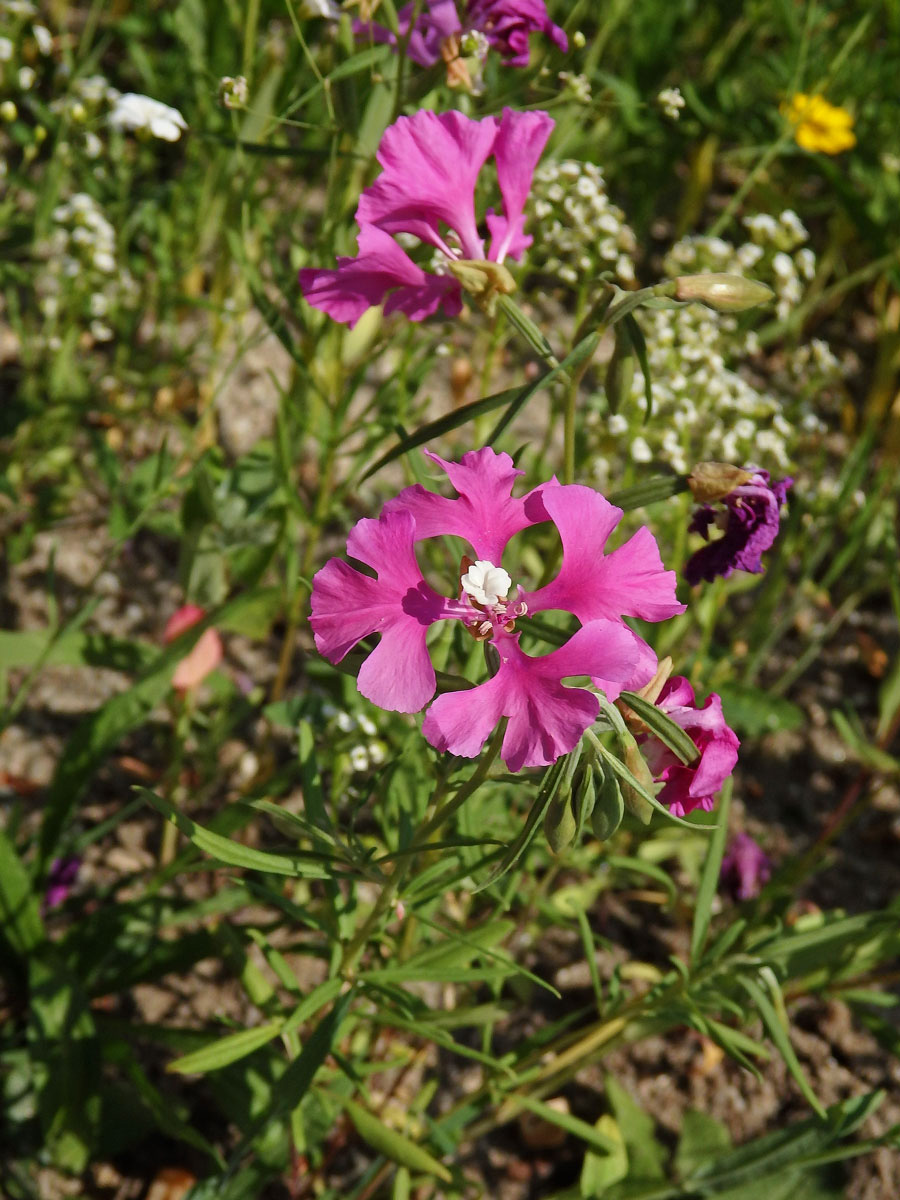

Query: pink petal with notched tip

[356,109,498,259]
[519,485,684,625]
[299,224,462,329]
[423,620,644,772]
[310,510,451,713]
[487,108,554,263]
[383,446,552,563]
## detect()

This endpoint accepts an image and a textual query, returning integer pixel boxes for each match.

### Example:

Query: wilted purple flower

[685,469,792,586]
[720,833,771,900]
[43,856,81,911]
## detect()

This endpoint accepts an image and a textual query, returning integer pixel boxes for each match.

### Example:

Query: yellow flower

[782,93,856,154]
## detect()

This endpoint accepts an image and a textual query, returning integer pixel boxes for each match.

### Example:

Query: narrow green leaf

[137,788,332,878]
[621,313,653,421]
[607,474,690,511]
[168,1023,284,1075]
[691,778,732,964]
[620,691,699,765]
[740,974,826,1118]
[343,1097,452,1183]
[0,826,44,958]
[515,1094,621,1157]
[488,331,601,443]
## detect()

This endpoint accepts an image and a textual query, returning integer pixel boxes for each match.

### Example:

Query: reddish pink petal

[164,604,206,643]
[310,510,450,713]
[172,628,223,691]
[299,224,462,328]
[357,109,498,258]
[644,679,740,815]
[520,486,684,625]
[488,109,554,262]
[384,446,551,562]
[423,621,643,772]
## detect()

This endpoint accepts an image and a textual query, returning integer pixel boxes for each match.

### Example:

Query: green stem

[340,725,505,975]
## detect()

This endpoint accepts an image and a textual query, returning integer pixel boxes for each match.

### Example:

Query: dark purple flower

[354,0,566,70]
[684,469,792,586]
[720,833,771,900]
[43,856,81,911]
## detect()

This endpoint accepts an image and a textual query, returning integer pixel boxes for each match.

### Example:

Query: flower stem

[339,724,506,976]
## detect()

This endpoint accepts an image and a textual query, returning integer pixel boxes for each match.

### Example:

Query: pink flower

[310,448,683,771]
[355,0,567,69]
[299,107,553,327]
[164,605,224,693]
[641,677,739,816]
[720,833,771,900]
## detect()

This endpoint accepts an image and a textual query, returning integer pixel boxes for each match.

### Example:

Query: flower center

[461,559,511,607]
[456,557,527,641]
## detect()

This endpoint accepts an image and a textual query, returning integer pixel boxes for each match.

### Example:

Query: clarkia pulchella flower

[311,448,684,772]
[721,832,771,900]
[355,0,567,69]
[299,107,553,326]
[685,468,792,585]
[640,677,740,816]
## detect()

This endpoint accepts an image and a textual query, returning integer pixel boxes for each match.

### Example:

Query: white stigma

[460,560,512,608]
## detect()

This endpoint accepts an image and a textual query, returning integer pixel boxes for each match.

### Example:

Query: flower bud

[674,273,774,312]
[0,100,18,122]
[619,739,655,825]
[687,461,756,503]
[590,767,624,841]
[544,791,576,853]
[446,258,516,310]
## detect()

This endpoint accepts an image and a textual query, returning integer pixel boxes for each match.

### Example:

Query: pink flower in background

[721,833,771,900]
[641,676,739,816]
[43,856,81,912]
[310,447,683,771]
[299,107,554,327]
[355,0,567,68]
[164,605,224,693]
[685,469,793,585]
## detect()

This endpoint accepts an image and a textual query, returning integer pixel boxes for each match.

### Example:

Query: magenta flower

[720,833,771,900]
[43,856,81,912]
[685,469,793,586]
[355,0,567,69]
[299,107,554,327]
[310,448,684,771]
[641,677,739,816]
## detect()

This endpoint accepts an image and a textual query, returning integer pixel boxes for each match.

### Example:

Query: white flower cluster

[37,193,136,343]
[527,159,637,287]
[657,86,685,121]
[321,703,387,775]
[585,211,847,488]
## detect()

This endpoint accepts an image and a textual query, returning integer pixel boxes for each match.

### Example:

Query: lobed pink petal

[299,224,461,328]
[310,510,450,712]
[646,680,740,815]
[383,446,550,562]
[488,109,554,263]
[424,620,642,772]
[519,486,684,625]
[356,109,498,259]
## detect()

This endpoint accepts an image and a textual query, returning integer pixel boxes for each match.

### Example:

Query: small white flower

[358,713,377,736]
[83,131,102,158]
[336,711,355,732]
[0,37,13,61]
[299,0,341,16]
[18,65,35,89]
[348,745,369,773]
[630,436,653,463]
[608,413,628,435]
[461,560,511,607]
[657,86,685,120]
[32,23,52,54]
[109,92,187,141]
[219,74,248,109]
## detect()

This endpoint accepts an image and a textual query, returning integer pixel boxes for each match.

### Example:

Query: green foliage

[1,0,899,1195]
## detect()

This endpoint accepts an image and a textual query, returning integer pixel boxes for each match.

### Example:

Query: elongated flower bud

[591,767,624,841]
[687,462,756,503]
[674,273,774,312]
[544,790,577,853]
[619,738,656,825]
